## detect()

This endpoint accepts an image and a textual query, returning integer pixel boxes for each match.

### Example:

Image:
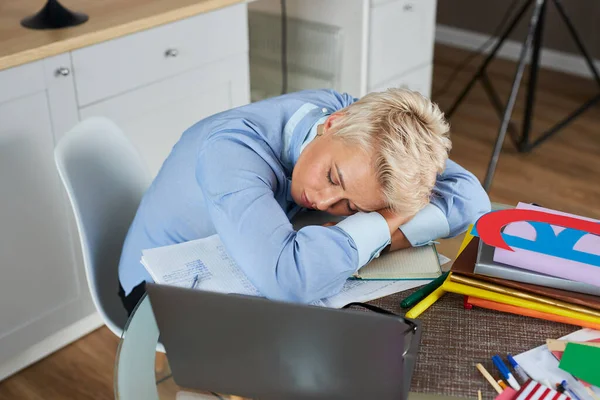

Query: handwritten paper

[492,203,600,286]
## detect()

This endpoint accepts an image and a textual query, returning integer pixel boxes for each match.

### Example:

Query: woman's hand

[377,208,412,237]
[377,208,413,252]
[389,228,412,251]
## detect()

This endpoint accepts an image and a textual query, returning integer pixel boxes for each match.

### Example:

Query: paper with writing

[142,235,261,297]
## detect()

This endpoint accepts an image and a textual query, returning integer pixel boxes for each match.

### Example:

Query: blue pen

[492,355,521,391]
[190,274,200,289]
[507,354,530,383]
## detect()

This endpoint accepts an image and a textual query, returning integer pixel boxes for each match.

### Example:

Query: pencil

[476,363,503,394]
[478,390,482,400]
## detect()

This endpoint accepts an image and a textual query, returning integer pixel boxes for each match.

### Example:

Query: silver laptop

[147,283,422,400]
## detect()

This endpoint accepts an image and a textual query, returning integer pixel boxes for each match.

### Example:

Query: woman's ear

[322,112,344,135]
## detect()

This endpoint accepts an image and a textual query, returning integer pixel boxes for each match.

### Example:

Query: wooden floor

[1,44,599,399]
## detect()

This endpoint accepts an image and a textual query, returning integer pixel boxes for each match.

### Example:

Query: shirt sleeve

[336,212,391,266]
[196,136,390,304]
[400,159,492,246]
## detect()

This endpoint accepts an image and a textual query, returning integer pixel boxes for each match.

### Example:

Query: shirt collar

[281,104,331,172]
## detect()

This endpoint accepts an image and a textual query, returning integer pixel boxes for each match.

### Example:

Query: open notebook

[353,244,442,280]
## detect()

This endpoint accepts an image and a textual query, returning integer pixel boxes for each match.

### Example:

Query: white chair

[54,117,151,338]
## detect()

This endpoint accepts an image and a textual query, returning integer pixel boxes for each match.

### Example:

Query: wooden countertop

[0,0,245,72]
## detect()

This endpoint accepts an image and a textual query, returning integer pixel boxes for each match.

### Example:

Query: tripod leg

[483,0,546,191]
[446,0,535,118]
[480,73,521,147]
[520,0,547,151]
[529,92,600,149]
[553,0,600,86]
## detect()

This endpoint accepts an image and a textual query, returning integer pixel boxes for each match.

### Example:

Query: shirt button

[322,108,328,113]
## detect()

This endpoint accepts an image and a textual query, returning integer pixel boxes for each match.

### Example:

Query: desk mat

[369,288,575,399]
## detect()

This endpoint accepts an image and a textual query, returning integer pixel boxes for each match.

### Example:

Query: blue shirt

[118,89,491,302]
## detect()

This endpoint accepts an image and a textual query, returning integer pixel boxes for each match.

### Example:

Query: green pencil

[400,271,450,309]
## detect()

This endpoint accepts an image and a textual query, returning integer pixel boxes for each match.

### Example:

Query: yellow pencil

[405,286,446,319]
[497,380,507,390]
[478,390,482,400]
[476,363,503,394]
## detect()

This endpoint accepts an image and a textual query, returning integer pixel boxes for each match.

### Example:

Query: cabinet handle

[55,67,71,76]
[164,48,179,58]
[403,3,414,11]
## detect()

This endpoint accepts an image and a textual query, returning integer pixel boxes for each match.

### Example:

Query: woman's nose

[314,187,343,211]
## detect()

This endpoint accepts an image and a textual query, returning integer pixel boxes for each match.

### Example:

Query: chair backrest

[54,117,151,336]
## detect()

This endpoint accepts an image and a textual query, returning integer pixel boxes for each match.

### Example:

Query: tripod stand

[446,0,600,191]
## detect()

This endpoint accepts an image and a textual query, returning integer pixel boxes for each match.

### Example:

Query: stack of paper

[141,234,430,309]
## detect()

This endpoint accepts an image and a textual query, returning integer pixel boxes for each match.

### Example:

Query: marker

[561,380,582,400]
[492,355,521,391]
[405,286,446,319]
[507,354,529,383]
[401,271,449,308]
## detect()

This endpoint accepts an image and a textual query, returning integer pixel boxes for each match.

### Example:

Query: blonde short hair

[330,88,451,216]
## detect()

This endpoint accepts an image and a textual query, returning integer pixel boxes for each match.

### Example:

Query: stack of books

[446,202,600,328]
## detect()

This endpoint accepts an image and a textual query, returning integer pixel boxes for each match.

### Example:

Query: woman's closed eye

[327,169,337,186]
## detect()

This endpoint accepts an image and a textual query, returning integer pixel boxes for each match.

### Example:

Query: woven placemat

[368,288,576,399]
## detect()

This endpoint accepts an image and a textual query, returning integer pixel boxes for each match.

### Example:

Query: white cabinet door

[80,53,250,177]
[369,64,432,97]
[368,0,436,90]
[71,3,248,107]
[0,58,99,381]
